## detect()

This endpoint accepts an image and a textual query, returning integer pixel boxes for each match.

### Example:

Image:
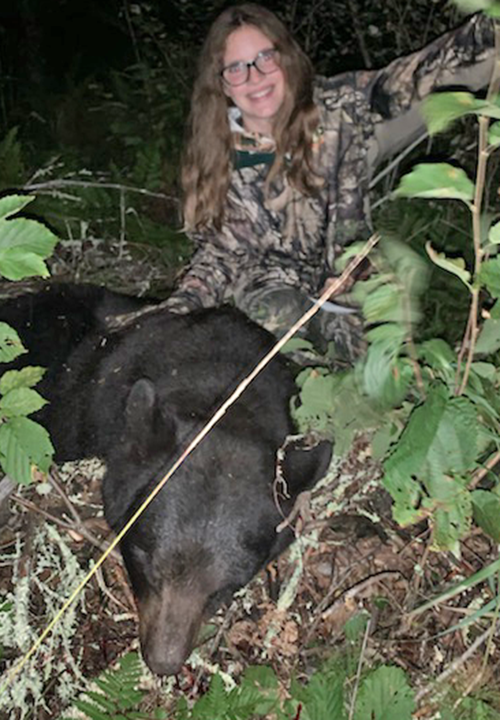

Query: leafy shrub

[0,193,57,483]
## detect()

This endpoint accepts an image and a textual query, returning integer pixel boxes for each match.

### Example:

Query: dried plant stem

[415,624,497,702]
[456,22,500,395]
[348,617,372,720]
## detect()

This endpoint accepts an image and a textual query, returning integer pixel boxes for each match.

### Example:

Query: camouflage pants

[234,286,365,365]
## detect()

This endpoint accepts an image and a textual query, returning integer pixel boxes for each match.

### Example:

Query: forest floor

[0,241,500,719]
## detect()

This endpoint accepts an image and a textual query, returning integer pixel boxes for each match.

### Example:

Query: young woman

[165,3,493,362]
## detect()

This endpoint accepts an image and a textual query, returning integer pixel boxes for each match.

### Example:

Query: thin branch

[13,495,121,561]
[470,451,500,489]
[24,178,179,204]
[457,21,500,395]
[347,0,372,68]
[415,624,498,702]
[348,617,372,720]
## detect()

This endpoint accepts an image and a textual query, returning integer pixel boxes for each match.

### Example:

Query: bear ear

[125,378,176,459]
[281,437,333,497]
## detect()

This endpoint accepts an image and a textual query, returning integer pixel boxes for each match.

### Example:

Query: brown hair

[182,3,320,231]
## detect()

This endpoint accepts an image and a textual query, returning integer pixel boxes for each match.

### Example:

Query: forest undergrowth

[2,0,500,718]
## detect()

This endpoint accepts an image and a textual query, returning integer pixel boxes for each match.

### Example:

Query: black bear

[0,284,332,676]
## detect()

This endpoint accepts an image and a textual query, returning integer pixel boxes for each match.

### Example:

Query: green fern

[59,652,166,720]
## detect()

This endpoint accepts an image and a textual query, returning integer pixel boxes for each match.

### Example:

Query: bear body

[0,285,332,675]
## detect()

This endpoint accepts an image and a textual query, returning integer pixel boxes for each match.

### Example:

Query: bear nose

[142,644,185,677]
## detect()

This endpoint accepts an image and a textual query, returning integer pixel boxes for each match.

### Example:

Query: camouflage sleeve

[366,13,495,162]
[164,224,249,313]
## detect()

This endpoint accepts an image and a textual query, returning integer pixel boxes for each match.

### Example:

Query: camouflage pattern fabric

[165,13,493,360]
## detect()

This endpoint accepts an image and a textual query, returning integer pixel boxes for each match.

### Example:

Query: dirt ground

[0,243,500,719]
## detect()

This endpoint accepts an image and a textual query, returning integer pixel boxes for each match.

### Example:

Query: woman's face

[222,25,286,136]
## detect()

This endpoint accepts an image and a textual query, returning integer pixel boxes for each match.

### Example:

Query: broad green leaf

[425,243,471,288]
[0,366,45,393]
[488,220,500,245]
[0,417,53,483]
[475,318,500,354]
[383,384,448,523]
[488,122,500,147]
[472,489,500,542]
[300,670,346,720]
[0,194,34,220]
[0,216,58,256]
[0,248,50,280]
[491,300,500,319]
[394,163,475,202]
[423,91,480,135]
[471,361,497,380]
[0,322,26,363]
[480,257,500,297]
[384,383,448,480]
[453,0,500,17]
[425,477,472,554]
[0,387,47,417]
[423,397,477,481]
[363,283,401,323]
[363,349,413,408]
[419,338,455,380]
[354,666,414,720]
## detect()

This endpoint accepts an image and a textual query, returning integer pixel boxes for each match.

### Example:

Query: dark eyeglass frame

[220,48,280,87]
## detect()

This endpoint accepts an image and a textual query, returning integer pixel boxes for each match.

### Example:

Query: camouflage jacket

[166,13,494,314]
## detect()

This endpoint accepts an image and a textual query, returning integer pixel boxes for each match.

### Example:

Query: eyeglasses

[221,48,280,87]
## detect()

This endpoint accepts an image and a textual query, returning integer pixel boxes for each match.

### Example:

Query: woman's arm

[165,218,252,313]
[367,13,495,164]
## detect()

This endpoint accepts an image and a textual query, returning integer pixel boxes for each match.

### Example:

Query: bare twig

[13,495,121,561]
[24,178,179,204]
[348,617,372,720]
[48,473,82,526]
[456,22,500,395]
[415,624,498,702]
[347,0,372,68]
[470,451,500,489]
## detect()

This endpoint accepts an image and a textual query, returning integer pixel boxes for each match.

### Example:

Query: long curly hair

[182,3,320,231]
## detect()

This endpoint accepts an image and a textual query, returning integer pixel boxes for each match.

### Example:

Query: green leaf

[363,283,405,323]
[475,318,500,354]
[0,216,58,257]
[426,477,472,554]
[480,257,500,297]
[422,397,477,481]
[0,417,53,483]
[0,366,45,393]
[344,611,370,642]
[425,243,471,288]
[472,490,500,542]
[281,337,316,353]
[489,220,500,245]
[488,121,500,147]
[422,91,480,135]
[354,666,414,720]
[453,0,500,17]
[419,339,455,376]
[0,248,50,280]
[471,361,497,380]
[0,387,47,417]
[73,700,109,720]
[0,322,26,363]
[383,384,448,524]
[0,194,34,220]
[300,669,346,720]
[394,163,475,202]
